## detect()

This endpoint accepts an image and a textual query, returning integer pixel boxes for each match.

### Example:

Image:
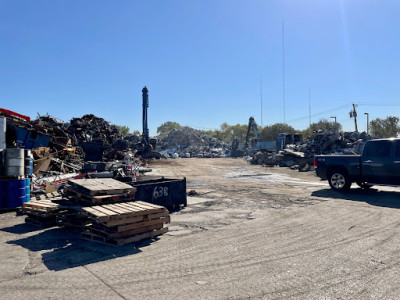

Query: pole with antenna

[349,103,358,132]
[282,20,286,124]
[260,76,263,127]
[308,88,311,126]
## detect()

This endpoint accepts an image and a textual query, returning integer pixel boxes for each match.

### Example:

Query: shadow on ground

[3,225,157,271]
[1,222,44,234]
[312,187,400,209]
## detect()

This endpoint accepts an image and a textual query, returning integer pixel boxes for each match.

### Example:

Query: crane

[245,117,260,148]
[135,86,161,159]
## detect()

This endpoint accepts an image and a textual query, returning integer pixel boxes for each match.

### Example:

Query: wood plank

[112,203,137,213]
[129,202,151,210]
[127,203,165,215]
[69,178,133,196]
[81,226,168,246]
[91,223,163,239]
[103,204,131,214]
[30,200,59,206]
[82,206,108,218]
[148,211,170,220]
[102,215,144,227]
[118,202,144,212]
[115,227,168,246]
[117,216,170,232]
[88,206,116,217]
[136,202,165,210]
[133,202,159,210]
[23,202,59,211]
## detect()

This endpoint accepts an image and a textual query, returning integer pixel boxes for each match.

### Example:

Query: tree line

[115,116,400,143]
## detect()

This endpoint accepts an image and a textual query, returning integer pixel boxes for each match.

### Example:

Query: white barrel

[24,149,33,176]
[4,148,25,177]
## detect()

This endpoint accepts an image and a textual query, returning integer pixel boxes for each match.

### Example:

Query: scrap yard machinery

[135,86,161,159]
[244,117,275,153]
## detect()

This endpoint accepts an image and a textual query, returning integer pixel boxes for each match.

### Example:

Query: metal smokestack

[142,86,149,142]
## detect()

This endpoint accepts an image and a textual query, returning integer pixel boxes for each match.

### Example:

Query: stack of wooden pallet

[81,201,170,246]
[56,210,91,229]
[22,200,61,227]
[65,178,136,204]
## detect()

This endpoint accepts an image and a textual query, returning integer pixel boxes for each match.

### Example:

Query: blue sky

[1,0,399,135]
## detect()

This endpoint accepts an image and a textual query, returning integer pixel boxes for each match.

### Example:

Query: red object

[0,108,30,121]
[314,158,318,169]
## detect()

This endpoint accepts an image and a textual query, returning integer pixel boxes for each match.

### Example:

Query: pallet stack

[81,201,170,246]
[22,200,60,227]
[65,178,136,205]
[23,191,90,228]
[56,210,91,229]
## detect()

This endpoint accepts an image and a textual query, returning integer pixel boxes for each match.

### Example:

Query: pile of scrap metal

[249,130,372,172]
[157,126,229,158]
[293,130,372,158]
[1,109,150,193]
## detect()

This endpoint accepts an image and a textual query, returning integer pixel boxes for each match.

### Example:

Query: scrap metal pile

[1,110,147,193]
[249,130,372,171]
[157,126,229,158]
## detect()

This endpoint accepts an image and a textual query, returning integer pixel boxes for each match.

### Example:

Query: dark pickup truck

[315,138,400,191]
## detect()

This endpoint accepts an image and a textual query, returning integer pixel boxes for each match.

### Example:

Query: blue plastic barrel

[25,178,30,203]
[0,181,4,209]
[6,179,26,208]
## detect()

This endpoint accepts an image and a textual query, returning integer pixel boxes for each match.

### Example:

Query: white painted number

[152,186,168,199]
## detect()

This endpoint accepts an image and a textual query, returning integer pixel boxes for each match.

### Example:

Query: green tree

[157,121,182,135]
[260,123,296,141]
[302,118,342,138]
[229,123,248,143]
[113,125,130,137]
[370,116,400,138]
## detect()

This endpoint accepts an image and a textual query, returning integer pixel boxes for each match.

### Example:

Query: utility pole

[308,88,311,126]
[349,103,358,132]
[282,20,286,124]
[260,76,263,127]
[364,112,369,134]
[330,116,337,133]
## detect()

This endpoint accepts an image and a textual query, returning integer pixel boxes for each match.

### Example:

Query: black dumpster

[130,177,187,208]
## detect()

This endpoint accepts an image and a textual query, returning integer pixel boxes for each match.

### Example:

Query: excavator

[135,86,161,159]
[244,117,275,154]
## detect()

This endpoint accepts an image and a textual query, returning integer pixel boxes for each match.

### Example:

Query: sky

[1,0,400,135]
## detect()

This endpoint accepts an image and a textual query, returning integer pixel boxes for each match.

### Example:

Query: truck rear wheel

[328,170,351,191]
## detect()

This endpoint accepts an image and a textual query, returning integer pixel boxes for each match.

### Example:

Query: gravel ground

[1,158,400,299]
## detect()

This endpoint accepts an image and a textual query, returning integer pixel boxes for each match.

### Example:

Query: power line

[286,104,351,124]
[358,102,400,106]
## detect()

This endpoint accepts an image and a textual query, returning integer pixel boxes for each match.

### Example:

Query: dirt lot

[1,158,400,299]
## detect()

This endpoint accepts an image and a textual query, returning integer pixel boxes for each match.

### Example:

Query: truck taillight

[314,158,318,168]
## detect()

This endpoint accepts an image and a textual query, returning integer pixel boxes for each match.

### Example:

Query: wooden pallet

[22,200,61,220]
[56,212,91,229]
[25,216,57,227]
[32,191,64,201]
[81,227,168,246]
[68,178,135,196]
[23,200,60,212]
[90,221,167,239]
[81,201,170,246]
[65,188,135,204]
[82,201,168,224]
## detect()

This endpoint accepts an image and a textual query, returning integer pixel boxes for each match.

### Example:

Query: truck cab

[315,138,400,191]
[361,138,400,185]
